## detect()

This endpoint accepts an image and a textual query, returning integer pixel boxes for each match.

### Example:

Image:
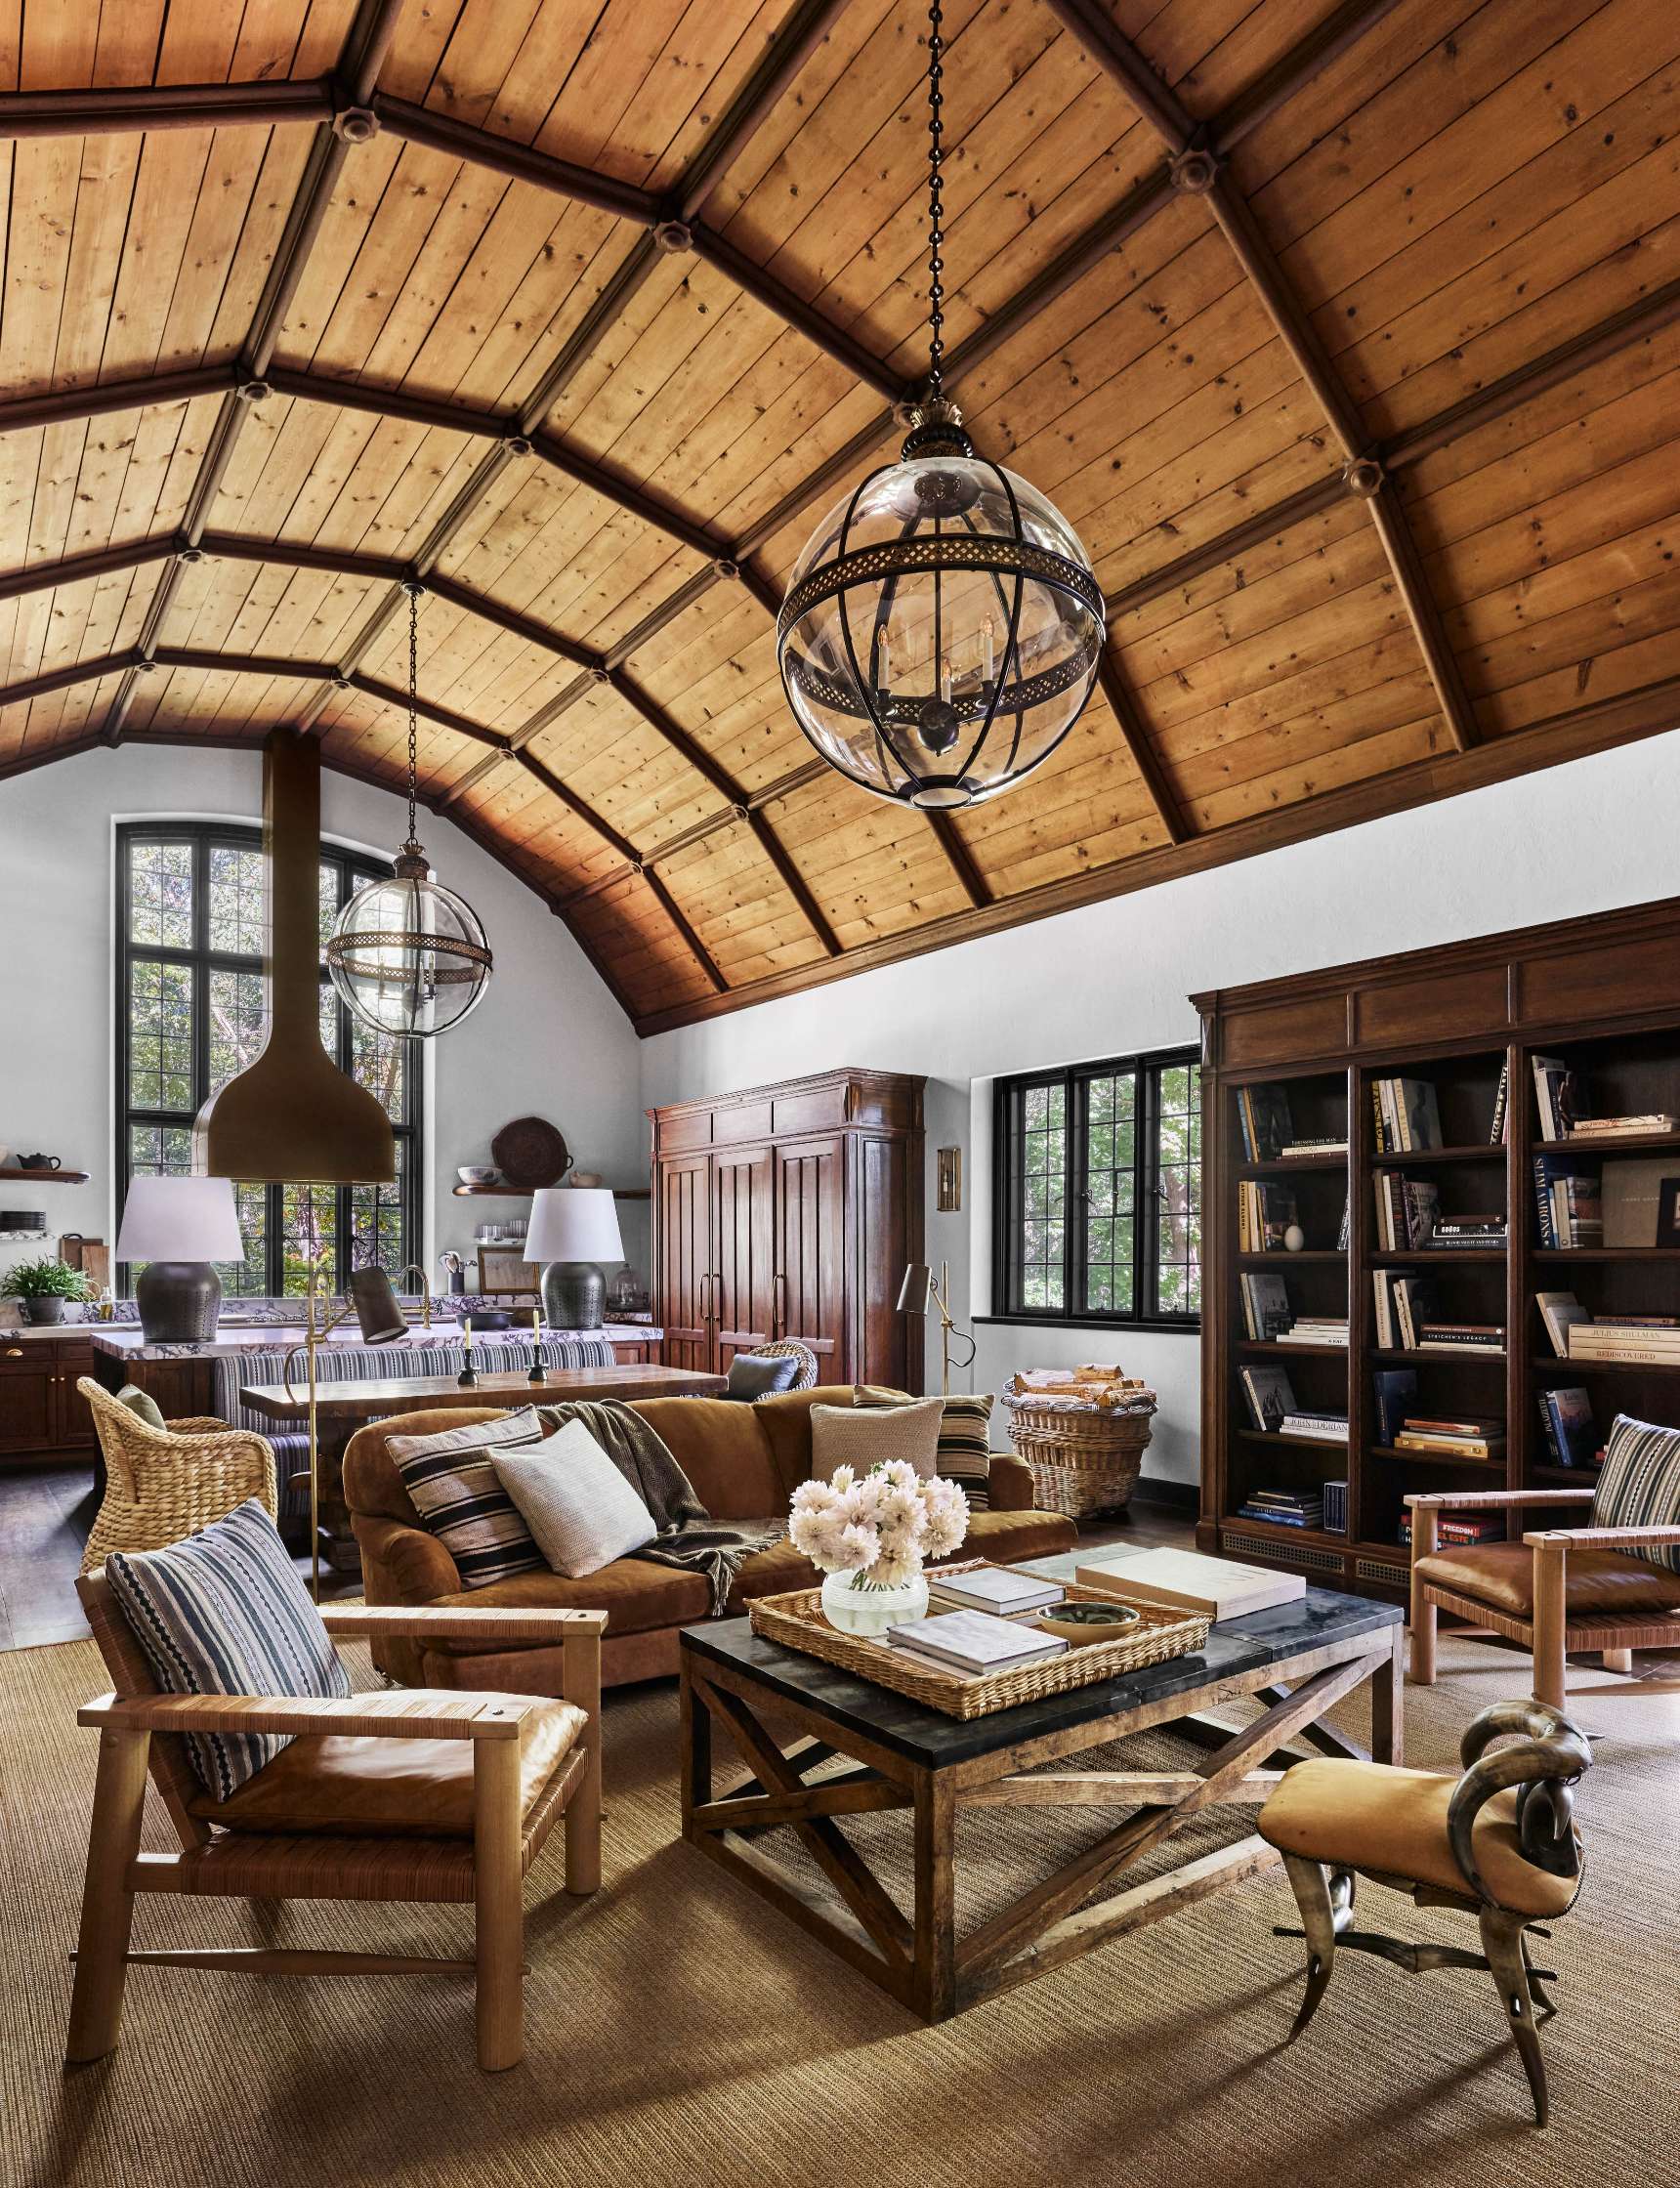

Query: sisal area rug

[1,1629,1674,2188]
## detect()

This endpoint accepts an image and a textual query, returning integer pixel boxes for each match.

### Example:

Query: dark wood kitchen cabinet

[650,1069,925,1392]
[0,1335,98,1463]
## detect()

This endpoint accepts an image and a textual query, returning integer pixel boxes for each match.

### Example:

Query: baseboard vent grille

[1355,1558,1407,1587]
[1223,1531,1342,1574]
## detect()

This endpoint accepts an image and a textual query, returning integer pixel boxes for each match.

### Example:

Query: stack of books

[1537,1386,1597,1467]
[1430,1213,1507,1249]
[1568,1113,1679,1141]
[1566,1317,1680,1367]
[1322,1479,1348,1534]
[1416,1320,1505,1353]
[1075,1547,1305,1620]
[1533,1154,1602,1246]
[886,1608,1067,1678]
[1373,1170,1441,1250]
[1279,1135,1349,1159]
[1279,1410,1349,1444]
[1236,1083,1293,1160]
[1399,1512,1504,1547]
[1370,1077,1443,1153]
[1393,1414,1505,1459]
[1239,1487,1323,1531]
[1283,1315,1350,1350]
[1238,1179,1298,1251]
[926,1568,1065,1616]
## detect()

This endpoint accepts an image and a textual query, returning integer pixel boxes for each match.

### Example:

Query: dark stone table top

[681,1552,1402,1770]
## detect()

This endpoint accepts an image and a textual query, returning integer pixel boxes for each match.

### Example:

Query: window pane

[1013,1081,1065,1311]
[129,1122,193,1176]
[216,1182,269,1298]
[351,1141,408,1279]
[1079,1071,1135,1316]
[1155,1063,1202,1317]
[129,959,195,1112]
[318,861,340,954]
[207,844,265,955]
[352,1013,407,1122]
[282,1183,338,1292]
[208,967,267,1098]
[129,840,192,948]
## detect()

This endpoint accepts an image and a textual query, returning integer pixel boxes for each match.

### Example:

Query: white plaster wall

[642,728,1680,1488]
[0,744,648,1293]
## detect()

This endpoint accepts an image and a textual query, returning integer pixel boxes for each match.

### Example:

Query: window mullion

[1063,1069,1079,1324]
[1138,1063,1158,1322]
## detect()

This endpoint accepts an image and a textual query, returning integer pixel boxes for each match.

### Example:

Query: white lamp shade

[525,1187,624,1265]
[116,1175,245,1264]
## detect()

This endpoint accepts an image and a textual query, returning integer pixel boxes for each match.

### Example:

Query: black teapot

[15,1154,62,1170]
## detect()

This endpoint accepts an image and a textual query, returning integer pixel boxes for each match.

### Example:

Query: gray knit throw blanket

[537,1400,781,1615]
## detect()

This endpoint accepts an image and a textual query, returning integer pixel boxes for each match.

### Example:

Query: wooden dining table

[240,1362,728,1571]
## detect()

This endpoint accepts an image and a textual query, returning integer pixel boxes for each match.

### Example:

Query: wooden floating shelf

[1237,1155,1348,1174]
[1531,1247,1680,1261]
[1533,1133,1680,1157]
[1236,1249,1346,1264]
[1237,1428,1351,1452]
[1368,1444,1504,1470]
[0,1166,87,1184]
[1236,1340,1351,1358]
[451,1183,651,1199]
[1367,1145,1504,1164]
[1535,1355,1680,1376]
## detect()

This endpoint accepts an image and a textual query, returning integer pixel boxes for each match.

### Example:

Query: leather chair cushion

[189,1691,584,1838]
[416,1558,711,1652]
[620,1398,784,1521]
[1417,1540,1680,1619]
[1258,1757,1579,1918]
[722,1506,1079,1611]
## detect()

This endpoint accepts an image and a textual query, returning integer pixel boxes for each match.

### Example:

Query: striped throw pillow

[1593,1414,1680,1573]
[387,1408,549,1588]
[854,1387,994,1510]
[106,1499,352,1800]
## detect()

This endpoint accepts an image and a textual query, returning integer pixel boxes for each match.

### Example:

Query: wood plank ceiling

[0,0,1677,1031]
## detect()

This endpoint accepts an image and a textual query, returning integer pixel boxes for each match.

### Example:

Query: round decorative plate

[490,1115,569,1189]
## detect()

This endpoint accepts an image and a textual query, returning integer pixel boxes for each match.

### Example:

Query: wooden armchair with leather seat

[67,1571,605,2073]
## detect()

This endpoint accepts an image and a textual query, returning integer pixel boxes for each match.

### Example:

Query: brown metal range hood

[195,730,396,1185]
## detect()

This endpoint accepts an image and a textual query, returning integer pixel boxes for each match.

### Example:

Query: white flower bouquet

[789,1459,969,1598]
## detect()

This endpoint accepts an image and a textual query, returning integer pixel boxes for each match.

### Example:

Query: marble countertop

[81,1322,662,1362]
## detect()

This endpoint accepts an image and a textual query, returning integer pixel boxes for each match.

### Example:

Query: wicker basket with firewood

[1000,1367,1157,1521]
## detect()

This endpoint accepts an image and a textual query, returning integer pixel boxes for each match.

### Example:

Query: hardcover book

[1074,1547,1304,1621]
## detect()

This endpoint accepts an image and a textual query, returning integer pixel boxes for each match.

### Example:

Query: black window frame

[115,820,424,1297]
[987,1046,1202,1332]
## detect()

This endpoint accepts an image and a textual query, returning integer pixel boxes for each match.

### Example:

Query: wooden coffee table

[679,1552,1404,2023]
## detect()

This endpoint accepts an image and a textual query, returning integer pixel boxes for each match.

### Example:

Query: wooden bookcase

[1193,898,1680,1603]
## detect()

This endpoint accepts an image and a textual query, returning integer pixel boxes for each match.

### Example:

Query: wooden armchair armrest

[1522,1524,1680,1549]
[320,1606,609,1643]
[77,1689,540,1741]
[1405,1489,1594,1511]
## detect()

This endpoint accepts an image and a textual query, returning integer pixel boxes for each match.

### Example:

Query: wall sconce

[937,1147,962,1212]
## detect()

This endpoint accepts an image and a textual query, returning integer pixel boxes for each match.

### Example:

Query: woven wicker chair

[752,1337,819,1390]
[78,1377,278,1575]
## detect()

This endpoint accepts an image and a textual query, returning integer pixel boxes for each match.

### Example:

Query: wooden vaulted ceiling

[1,0,1677,1033]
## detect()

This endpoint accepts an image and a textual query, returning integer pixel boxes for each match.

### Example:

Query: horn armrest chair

[1258,1700,1592,2126]
[68,1576,606,2074]
[1406,1488,1680,1706]
[78,1376,278,1574]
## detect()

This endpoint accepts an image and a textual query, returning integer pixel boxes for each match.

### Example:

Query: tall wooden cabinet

[650,1068,925,1392]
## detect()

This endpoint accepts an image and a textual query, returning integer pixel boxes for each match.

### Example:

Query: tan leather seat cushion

[1417,1540,1680,1619]
[189,1692,584,1838]
[418,1559,711,1652]
[723,1507,1079,1611]
[1259,1757,1578,1918]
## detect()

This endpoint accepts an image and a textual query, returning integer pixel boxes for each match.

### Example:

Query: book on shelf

[1279,1410,1349,1443]
[1239,1272,1293,1340]
[1551,1173,1603,1246]
[1567,1322,1680,1362]
[1532,1055,1575,1141]
[1239,1179,1299,1252]
[885,1609,1068,1677]
[1395,1427,1506,1457]
[1415,1323,1504,1351]
[1237,1083,1294,1161]
[1240,1486,1324,1529]
[1074,1548,1304,1620]
[1239,1503,1323,1530]
[1603,1158,1676,1247]
[1372,1367,1418,1446]
[1284,1318,1349,1349]
[1337,1192,1351,1251]
[1429,1212,1507,1245]
[1537,1386,1598,1468]
[1322,1479,1348,1534]
[1278,1137,1349,1158]
[1567,1115,1678,1140]
[1399,1514,1505,1546]
[1370,1077,1443,1154]
[1490,1060,1510,1146]
[925,1568,1066,1616]
[1373,1170,1441,1251]
[1536,1290,1590,1358]
[1239,1364,1297,1434]
[1393,1274,1438,1352]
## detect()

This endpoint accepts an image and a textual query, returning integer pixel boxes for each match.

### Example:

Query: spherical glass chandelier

[325,583,493,1038]
[777,2,1106,811]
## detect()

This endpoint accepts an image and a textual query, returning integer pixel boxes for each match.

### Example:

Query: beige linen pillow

[491,1416,657,1578]
[811,1395,945,1481]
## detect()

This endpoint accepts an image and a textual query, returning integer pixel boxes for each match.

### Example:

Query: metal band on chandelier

[775,3,1105,811]
[324,582,494,1038]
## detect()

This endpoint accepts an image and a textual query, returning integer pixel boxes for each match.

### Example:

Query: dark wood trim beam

[0,79,335,138]
[1040,0,1195,153]
[1214,0,1409,155]
[558,756,831,909]
[1365,480,1478,751]
[926,812,992,907]
[200,532,409,585]
[0,651,137,708]
[530,430,723,561]
[677,0,854,223]
[372,94,662,226]
[518,750,640,866]
[343,671,510,750]
[1095,651,1189,842]
[688,222,907,403]
[436,748,513,810]
[745,808,842,956]
[0,364,235,436]
[606,669,741,805]
[1105,474,1349,622]
[645,868,730,992]
[265,365,508,442]
[425,571,598,669]
[0,536,176,603]
[516,231,661,436]
[152,645,335,684]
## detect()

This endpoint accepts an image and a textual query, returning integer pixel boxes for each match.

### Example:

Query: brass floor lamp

[896,1261,976,1394]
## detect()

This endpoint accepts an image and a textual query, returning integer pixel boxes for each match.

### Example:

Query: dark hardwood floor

[0,1462,1197,1654]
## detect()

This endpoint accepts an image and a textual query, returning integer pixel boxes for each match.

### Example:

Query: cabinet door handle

[697,1273,711,1325]
[773,1272,786,1337]
[3,1346,21,1356]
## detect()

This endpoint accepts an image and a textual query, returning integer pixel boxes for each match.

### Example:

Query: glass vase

[819,1566,929,1638]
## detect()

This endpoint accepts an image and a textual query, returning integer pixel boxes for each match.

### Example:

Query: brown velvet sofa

[344,1386,1076,1693]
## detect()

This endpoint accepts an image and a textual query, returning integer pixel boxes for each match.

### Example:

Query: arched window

[116,822,423,1296]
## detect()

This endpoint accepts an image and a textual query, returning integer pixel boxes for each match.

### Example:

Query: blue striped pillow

[1593,1414,1680,1574]
[105,1499,352,1799]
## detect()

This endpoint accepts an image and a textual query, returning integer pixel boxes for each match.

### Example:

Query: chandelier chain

[405,585,419,847]
[925,0,945,399]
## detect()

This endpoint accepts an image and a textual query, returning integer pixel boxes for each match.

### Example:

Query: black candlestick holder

[457,1359,478,1387]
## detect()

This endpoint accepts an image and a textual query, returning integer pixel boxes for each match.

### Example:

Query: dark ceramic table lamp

[525,1187,624,1331]
[115,1176,245,1343]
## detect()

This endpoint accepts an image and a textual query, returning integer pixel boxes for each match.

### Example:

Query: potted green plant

[2,1255,93,1325]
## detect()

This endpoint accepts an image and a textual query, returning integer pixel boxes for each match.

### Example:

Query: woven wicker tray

[746,1560,1211,1720]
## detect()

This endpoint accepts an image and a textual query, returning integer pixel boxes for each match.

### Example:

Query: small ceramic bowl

[1035,1599,1143,1648]
[457,1165,500,1186]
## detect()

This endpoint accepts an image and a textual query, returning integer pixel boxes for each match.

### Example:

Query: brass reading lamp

[897,1261,975,1395]
[283,1261,420,1601]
